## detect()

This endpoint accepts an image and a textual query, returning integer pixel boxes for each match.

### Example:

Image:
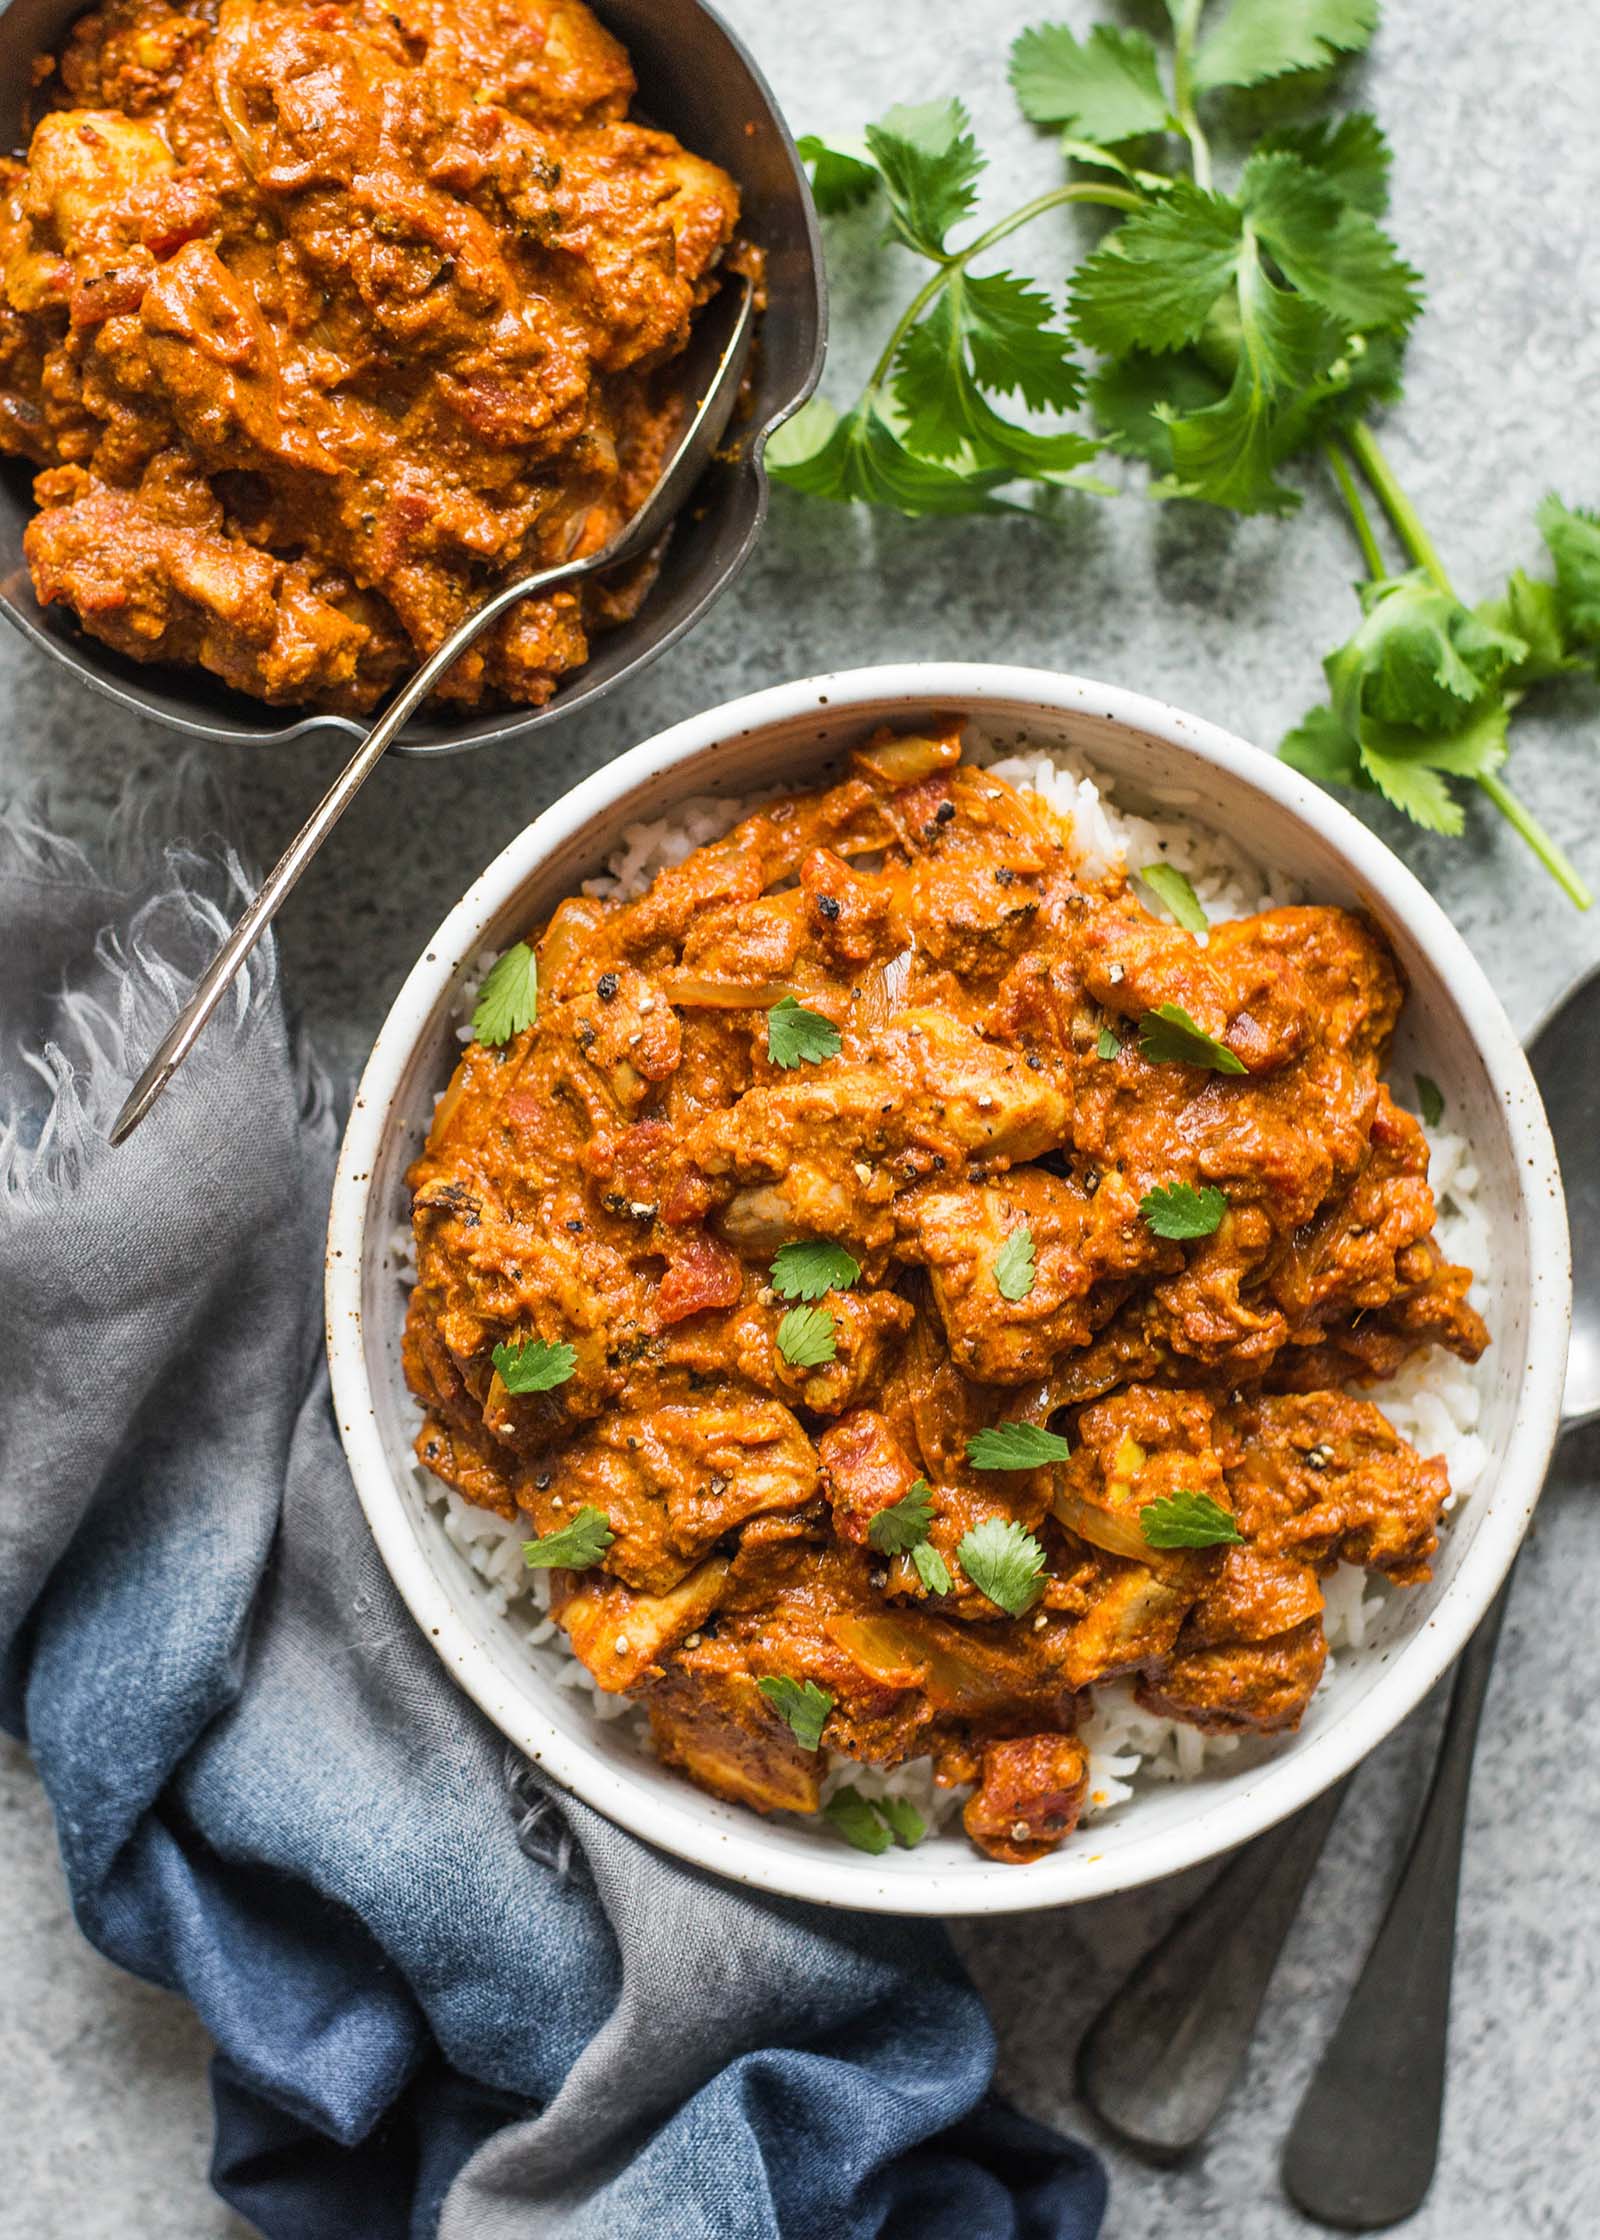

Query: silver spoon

[1079,960,1595,2174]
[110,275,755,1147]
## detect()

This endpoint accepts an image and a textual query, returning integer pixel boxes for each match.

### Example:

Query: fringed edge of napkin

[0,763,334,1203]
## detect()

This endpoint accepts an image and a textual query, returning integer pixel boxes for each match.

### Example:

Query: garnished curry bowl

[326,665,1569,1912]
[0,0,823,753]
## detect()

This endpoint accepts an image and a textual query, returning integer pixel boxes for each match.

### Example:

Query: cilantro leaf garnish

[967,1421,1071,1470]
[867,1478,936,1556]
[766,996,843,1069]
[1415,1073,1445,1127]
[472,943,538,1046]
[993,1222,1037,1301]
[823,1785,927,1853]
[523,1505,614,1569]
[776,1304,837,1370]
[758,1674,833,1751]
[1139,1491,1244,1550]
[912,1540,954,1596]
[956,1516,1050,1614]
[874,1792,928,1846]
[823,1786,894,1854]
[493,1337,578,1393]
[1096,1025,1122,1060]
[771,1239,861,1302]
[1139,862,1208,933]
[1140,1182,1228,1240]
[1137,1004,1248,1075]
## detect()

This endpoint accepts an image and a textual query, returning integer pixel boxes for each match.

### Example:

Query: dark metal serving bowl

[0,0,824,755]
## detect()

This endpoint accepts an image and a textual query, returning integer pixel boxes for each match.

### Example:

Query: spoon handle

[1281,1573,1513,2230]
[106,567,554,1148]
[1078,1774,1351,2157]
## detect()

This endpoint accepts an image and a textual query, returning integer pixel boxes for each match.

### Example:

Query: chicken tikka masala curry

[403,724,1487,1862]
[0,0,746,711]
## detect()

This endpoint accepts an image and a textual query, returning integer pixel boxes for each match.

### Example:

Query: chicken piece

[20,108,174,252]
[769,1287,915,1417]
[25,470,374,704]
[648,1666,822,1816]
[874,1006,1071,1167]
[899,1166,1156,1384]
[521,1397,819,1594]
[1207,907,1402,1069]
[1137,1617,1327,1735]
[818,1410,923,1545]
[1059,1564,1195,1689]
[1184,1547,1324,1648]
[1077,900,1311,1075]
[1219,1391,1450,1584]
[1056,1386,1232,1556]
[1270,1087,1443,1338]
[552,1556,729,1691]
[689,1066,904,1258]
[539,962,682,1127]
[962,1733,1090,1864]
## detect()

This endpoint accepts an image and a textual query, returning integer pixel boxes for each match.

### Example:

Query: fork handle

[1078,1773,1351,2158]
[1281,1574,1513,2229]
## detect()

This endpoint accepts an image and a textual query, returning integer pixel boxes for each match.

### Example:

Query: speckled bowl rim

[326,663,1571,1915]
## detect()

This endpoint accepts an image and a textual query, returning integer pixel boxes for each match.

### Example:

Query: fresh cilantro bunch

[1281,499,1600,897]
[772,98,1116,510]
[775,0,1595,907]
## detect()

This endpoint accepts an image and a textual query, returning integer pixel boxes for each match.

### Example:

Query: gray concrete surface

[4,0,1600,2232]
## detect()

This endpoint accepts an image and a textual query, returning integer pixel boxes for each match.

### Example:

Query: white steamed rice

[390,727,1490,1840]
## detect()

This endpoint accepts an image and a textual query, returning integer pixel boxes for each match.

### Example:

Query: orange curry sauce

[403,724,1486,1862]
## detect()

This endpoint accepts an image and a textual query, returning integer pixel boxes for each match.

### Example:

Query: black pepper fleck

[596,972,619,1003]
[935,800,956,824]
[816,894,841,921]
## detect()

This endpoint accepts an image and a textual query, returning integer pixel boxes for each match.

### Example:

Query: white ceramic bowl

[325,664,1570,1915]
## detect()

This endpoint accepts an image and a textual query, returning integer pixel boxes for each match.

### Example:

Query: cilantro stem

[1168,0,1214,191]
[1475,770,1593,910]
[1323,437,1386,580]
[1344,421,1591,909]
[1346,422,1451,593]
[865,181,1144,397]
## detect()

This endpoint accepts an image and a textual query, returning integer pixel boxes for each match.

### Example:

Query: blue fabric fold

[0,800,1107,2240]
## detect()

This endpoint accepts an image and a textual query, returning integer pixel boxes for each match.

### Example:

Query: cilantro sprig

[1140,1182,1228,1239]
[863,1480,956,1595]
[523,1506,614,1570]
[956,1516,1050,1615]
[776,2,1594,909]
[967,1421,1071,1470]
[1137,1004,1247,1075]
[867,1478,936,1555]
[767,996,843,1070]
[771,1240,861,1301]
[1139,1490,1244,1550]
[824,1786,927,1853]
[472,943,539,1046]
[758,1675,834,1751]
[493,1337,578,1393]
[776,1304,838,1370]
[993,1222,1037,1301]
